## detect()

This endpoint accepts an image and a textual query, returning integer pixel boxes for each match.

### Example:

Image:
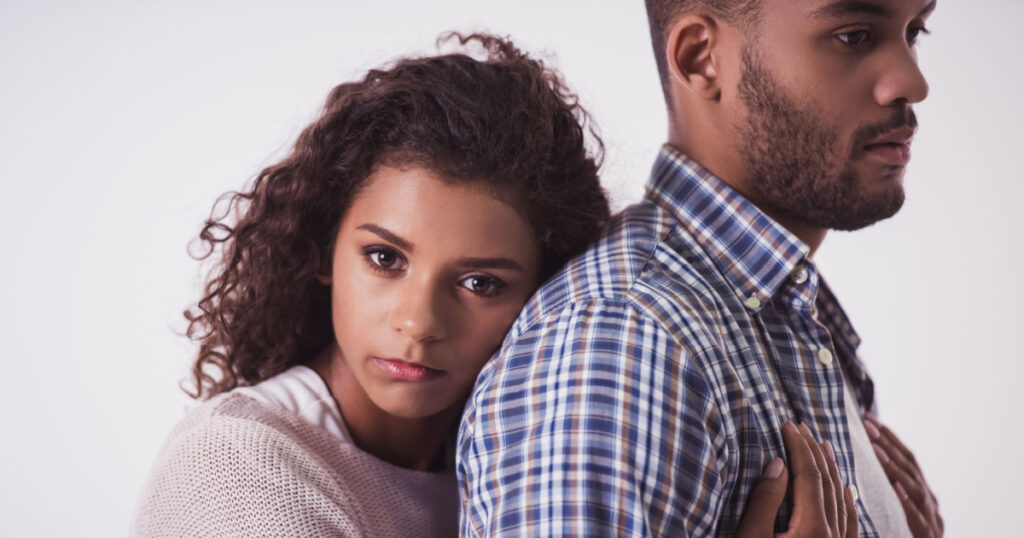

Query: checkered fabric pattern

[457,146,881,537]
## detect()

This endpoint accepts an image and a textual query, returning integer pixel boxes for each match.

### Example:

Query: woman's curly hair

[185,33,611,399]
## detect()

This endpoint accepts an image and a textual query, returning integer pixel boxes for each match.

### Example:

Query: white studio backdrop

[0,1,1019,536]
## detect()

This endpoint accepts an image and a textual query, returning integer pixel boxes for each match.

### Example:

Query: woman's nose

[389,280,446,343]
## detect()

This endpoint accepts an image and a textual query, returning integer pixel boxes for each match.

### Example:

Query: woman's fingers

[871,432,929,508]
[798,423,838,534]
[736,457,789,538]
[866,416,929,500]
[843,485,859,538]
[866,415,918,470]
[875,445,930,513]
[866,416,944,537]
[781,421,826,533]
[895,482,933,538]
[822,440,847,536]
[875,419,940,520]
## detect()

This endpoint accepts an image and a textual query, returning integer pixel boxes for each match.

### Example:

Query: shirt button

[849,484,860,502]
[744,295,762,309]
[817,346,834,366]
[791,266,809,284]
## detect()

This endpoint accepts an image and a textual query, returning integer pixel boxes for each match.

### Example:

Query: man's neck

[764,213,826,257]
[665,136,826,256]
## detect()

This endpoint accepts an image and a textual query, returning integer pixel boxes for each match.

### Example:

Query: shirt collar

[645,145,810,310]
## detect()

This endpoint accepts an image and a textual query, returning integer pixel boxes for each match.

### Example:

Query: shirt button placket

[791,265,809,285]
[817,346,834,366]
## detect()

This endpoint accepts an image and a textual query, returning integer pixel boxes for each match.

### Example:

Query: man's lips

[373,357,444,381]
[863,126,916,166]
[864,143,912,166]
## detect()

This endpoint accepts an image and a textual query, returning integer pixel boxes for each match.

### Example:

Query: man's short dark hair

[644,0,760,103]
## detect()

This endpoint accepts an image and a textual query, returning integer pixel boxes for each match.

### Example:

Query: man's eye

[836,30,871,46]
[458,275,506,296]
[907,26,930,46]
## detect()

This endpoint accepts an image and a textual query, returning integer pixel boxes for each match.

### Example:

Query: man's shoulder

[513,199,727,340]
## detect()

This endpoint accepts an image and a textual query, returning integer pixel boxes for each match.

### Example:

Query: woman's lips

[373,357,443,381]
[864,142,912,166]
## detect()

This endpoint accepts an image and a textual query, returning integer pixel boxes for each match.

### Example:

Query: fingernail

[863,418,881,441]
[894,481,909,499]
[823,440,835,460]
[764,457,785,479]
[873,443,890,464]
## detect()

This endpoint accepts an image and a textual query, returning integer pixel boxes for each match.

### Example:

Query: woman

[132,33,855,537]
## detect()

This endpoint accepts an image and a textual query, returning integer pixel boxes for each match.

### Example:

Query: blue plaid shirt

[457,146,883,537]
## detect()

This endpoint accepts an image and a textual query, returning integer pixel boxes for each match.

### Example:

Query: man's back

[458,148,883,536]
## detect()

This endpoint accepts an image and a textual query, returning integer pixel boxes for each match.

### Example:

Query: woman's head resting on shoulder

[185,33,610,415]
[317,165,540,420]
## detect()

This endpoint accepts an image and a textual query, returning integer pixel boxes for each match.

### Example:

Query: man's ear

[666,15,721,101]
[316,273,332,285]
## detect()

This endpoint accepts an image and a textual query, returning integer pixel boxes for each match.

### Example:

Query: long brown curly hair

[184,33,611,399]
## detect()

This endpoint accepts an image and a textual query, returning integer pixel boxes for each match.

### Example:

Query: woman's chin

[370,390,461,421]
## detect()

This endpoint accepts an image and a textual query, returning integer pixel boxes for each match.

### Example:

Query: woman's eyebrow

[356,223,414,252]
[459,258,524,271]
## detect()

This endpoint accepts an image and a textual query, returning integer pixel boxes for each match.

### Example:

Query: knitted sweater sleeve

[131,397,366,538]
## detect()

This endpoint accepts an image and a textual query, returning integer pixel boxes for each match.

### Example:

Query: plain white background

[1,1,1020,536]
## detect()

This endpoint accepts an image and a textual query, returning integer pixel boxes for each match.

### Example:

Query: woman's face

[324,165,541,419]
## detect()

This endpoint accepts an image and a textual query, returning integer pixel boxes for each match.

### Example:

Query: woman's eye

[458,275,507,296]
[835,30,871,46]
[371,251,396,268]
[364,248,405,272]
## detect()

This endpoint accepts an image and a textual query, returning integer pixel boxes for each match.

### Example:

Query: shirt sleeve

[457,298,730,537]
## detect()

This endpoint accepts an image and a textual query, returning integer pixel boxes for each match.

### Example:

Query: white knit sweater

[131,371,458,537]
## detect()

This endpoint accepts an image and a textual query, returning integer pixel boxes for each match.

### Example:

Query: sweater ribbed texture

[131,392,457,537]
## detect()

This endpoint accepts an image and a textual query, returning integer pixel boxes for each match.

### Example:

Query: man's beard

[736,45,916,231]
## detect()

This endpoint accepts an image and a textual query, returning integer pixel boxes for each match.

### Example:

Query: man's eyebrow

[811,0,937,19]
[355,223,414,252]
[458,257,525,271]
[917,0,938,18]
[811,0,893,18]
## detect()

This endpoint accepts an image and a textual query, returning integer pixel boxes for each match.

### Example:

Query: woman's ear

[666,15,721,101]
[317,253,333,285]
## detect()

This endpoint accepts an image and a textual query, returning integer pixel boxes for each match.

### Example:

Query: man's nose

[874,46,930,107]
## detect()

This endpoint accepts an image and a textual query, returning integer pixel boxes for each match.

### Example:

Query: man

[458,0,943,536]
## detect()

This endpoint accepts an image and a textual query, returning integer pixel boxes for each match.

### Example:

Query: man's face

[732,0,935,231]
